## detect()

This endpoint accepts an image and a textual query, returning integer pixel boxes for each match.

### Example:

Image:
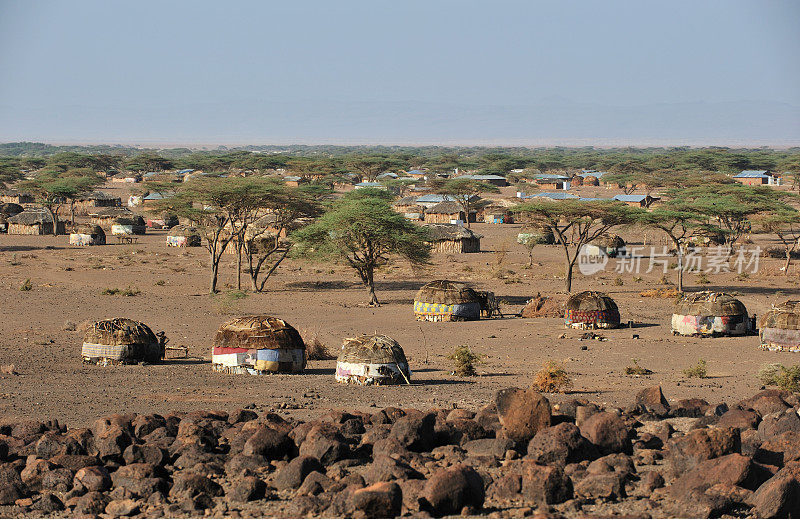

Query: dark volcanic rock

[520,460,572,505]
[364,455,423,484]
[242,425,295,460]
[422,464,484,516]
[74,465,112,492]
[273,455,323,490]
[390,413,436,452]
[349,481,403,519]
[665,427,740,477]
[495,388,551,443]
[635,386,670,417]
[229,475,266,502]
[748,461,800,519]
[755,430,800,467]
[670,453,768,497]
[578,412,631,455]
[527,422,599,465]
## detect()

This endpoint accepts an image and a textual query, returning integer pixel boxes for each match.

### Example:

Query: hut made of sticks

[517,227,555,246]
[73,191,122,215]
[69,224,106,246]
[424,223,482,253]
[671,291,750,336]
[212,315,306,374]
[564,291,621,329]
[82,318,163,365]
[586,234,626,258]
[89,207,137,228]
[393,196,424,220]
[414,280,482,321]
[111,215,147,235]
[7,208,65,235]
[760,301,800,352]
[166,225,201,247]
[583,176,599,186]
[424,201,467,224]
[0,203,23,233]
[335,334,411,385]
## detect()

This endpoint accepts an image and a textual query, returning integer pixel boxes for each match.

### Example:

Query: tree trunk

[565,258,574,293]
[676,244,684,292]
[210,262,219,293]
[70,201,76,228]
[236,242,242,290]
[785,250,792,276]
[363,266,379,306]
[45,206,58,236]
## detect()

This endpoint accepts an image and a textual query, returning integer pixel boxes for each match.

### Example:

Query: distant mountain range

[1,98,798,146]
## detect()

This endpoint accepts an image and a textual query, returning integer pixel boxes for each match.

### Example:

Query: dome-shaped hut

[587,234,626,258]
[671,291,750,336]
[517,227,555,246]
[0,203,23,233]
[759,301,800,352]
[414,280,482,321]
[69,224,106,246]
[166,225,201,247]
[571,175,584,187]
[335,334,411,385]
[111,215,146,235]
[212,315,306,374]
[583,175,599,186]
[564,291,621,329]
[82,318,163,365]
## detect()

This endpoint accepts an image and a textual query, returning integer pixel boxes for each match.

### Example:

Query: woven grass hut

[564,291,621,329]
[425,223,482,253]
[0,203,23,233]
[69,224,106,246]
[671,291,750,336]
[583,176,599,186]
[760,301,800,352]
[414,280,482,321]
[82,318,163,365]
[111,215,146,235]
[424,201,467,224]
[335,334,411,385]
[89,207,136,228]
[7,208,65,235]
[587,234,626,258]
[166,225,201,247]
[517,227,555,245]
[212,315,306,374]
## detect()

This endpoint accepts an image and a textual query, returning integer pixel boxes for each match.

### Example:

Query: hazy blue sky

[1,0,798,144]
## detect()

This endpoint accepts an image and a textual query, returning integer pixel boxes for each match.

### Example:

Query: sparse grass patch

[737,272,750,281]
[101,286,141,296]
[639,287,681,298]
[683,358,708,379]
[19,278,32,291]
[449,345,484,377]
[9,253,20,266]
[532,361,572,393]
[696,272,710,285]
[212,289,249,315]
[658,275,673,285]
[758,363,800,392]
[633,276,643,283]
[155,280,166,286]
[625,358,653,376]
[613,276,624,286]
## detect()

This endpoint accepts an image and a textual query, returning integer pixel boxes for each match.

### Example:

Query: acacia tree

[757,208,800,275]
[242,187,320,292]
[431,178,499,228]
[293,194,430,306]
[18,170,102,234]
[513,200,641,292]
[638,208,705,291]
[605,159,653,194]
[345,155,404,182]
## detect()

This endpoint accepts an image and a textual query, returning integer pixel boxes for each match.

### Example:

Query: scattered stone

[495,388,552,443]
[578,412,631,455]
[422,464,484,516]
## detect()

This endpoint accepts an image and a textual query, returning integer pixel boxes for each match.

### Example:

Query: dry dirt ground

[1,186,799,428]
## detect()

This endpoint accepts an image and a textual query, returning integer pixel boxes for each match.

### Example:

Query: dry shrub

[449,345,484,376]
[758,363,800,392]
[306,336,335,361]
[19,279,32,291]
[624,358,653,376]
[683,359,708,379]
[639,287,681,298]
[532,361,572,393]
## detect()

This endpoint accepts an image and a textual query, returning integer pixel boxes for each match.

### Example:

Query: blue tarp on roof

[143,192,172,200]
[533,173,571,180]
[577,171,607,178]
[355,182,383,187]
[734,170,769,178]
[521,192,579,200]
[377,172,398,179]
[613,194,649,203]
[177,169,195,174]
[406,170,427,175]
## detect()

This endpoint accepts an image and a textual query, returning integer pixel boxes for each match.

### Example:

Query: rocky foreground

[1,387,800,518]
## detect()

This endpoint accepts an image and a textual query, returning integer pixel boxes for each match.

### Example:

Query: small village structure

[456,174,509,187]
[82,318,164,366]
[565,291,621,329]
[671,291,751,336]
[166,225,201,247]
[424,223,482,253]
[0,191,34,204]
[111,172,142,184]
[6,208,65,235]
[0,203,23,233]
[73,191,122,215]
[423,201,468,224]
[392,196,424,220]
[211,315,306,374]
[759,300,800,352]
[335,334,411,385]
[88,207,138,229]
[586,234,626,258]
[733,170,781,186]
[111,215,147,235]
[414,280,483,322]
[69,224,106,246]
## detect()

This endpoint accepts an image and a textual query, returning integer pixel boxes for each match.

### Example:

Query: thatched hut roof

[0,203,23,217]
[167,224,200,238]
[213,315,305,351]
[674,291,747,317]
[114,215,146,227]
[73,224,105,236]
[82,318,162,364]
[760,301,800,331]
[593,234,625,249]
[394,196,419,207]
[424,224,482,242]
[7,208,53,226]
[415,280,481,305]
[336,334,410,385]
[89,207,135,218]
[565,291,621,328]
[426,201,464,214]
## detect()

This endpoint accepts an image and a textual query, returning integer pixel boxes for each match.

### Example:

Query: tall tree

[18,170,102,233]
[638,208,705,291]
[344,155,404,182]
[757,208,800,275]
[431,178,499,228]
[513,200,640,292]
[293,195,430,306]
